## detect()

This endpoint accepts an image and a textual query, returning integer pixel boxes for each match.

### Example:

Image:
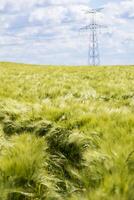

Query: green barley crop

[0,62,134,200]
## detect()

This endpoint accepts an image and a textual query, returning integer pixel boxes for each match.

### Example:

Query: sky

[0,0,134,65]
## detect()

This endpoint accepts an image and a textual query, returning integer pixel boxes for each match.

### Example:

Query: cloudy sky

[0,0,134,65]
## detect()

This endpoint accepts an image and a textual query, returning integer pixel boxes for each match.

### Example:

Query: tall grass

[0,62,134,199]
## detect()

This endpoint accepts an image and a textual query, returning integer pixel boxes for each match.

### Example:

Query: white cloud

[29,7,66,24]
[0,0,133,65]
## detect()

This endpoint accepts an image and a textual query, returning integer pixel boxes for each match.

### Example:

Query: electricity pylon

[80,8,106,66]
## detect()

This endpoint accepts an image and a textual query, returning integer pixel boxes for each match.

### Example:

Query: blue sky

[0,0,133,65]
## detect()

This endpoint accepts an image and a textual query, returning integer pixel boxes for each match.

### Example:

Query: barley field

[0,62,134,200]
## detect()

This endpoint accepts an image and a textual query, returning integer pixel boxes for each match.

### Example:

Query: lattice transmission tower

[81,8,106,66]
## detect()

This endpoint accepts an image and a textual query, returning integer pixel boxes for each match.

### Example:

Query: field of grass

[0,62,134,200]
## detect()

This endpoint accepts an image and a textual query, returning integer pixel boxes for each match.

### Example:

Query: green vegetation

[0,62,134,200]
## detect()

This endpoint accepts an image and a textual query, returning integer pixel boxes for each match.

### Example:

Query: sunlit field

[0,62,134,200]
